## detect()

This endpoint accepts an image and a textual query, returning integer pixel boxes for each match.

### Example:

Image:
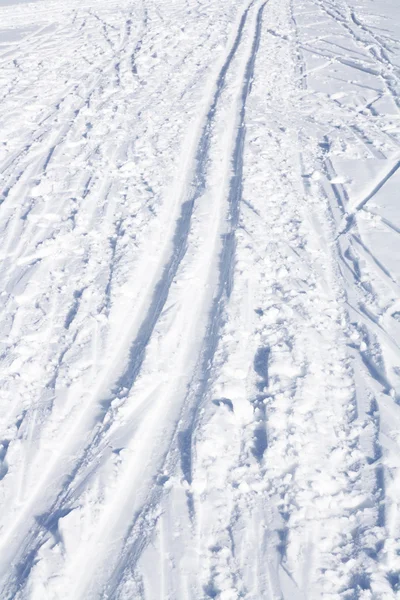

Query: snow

[0,0,400,597]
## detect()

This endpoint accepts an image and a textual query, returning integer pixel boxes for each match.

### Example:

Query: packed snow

[0,0,400,597]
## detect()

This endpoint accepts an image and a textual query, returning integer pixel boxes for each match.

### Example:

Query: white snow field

[0,0,400,597]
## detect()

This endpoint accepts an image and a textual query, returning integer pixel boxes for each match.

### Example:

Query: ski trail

[0,1,262,597]
[102,0,257,403]
[176,0,268,491]
[65,4,269,598]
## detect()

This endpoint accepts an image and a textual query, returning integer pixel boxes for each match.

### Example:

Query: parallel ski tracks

[0,2,269,597]
[101,4,269,596]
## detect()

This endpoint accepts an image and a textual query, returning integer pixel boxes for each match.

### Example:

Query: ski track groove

[177,0,268,489]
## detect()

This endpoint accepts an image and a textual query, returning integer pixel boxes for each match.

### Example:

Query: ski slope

[0,0,400,597]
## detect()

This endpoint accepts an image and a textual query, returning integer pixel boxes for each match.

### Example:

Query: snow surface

[0,0,400,597]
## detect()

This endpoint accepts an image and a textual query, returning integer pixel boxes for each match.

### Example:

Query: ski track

[1,0,400,598]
